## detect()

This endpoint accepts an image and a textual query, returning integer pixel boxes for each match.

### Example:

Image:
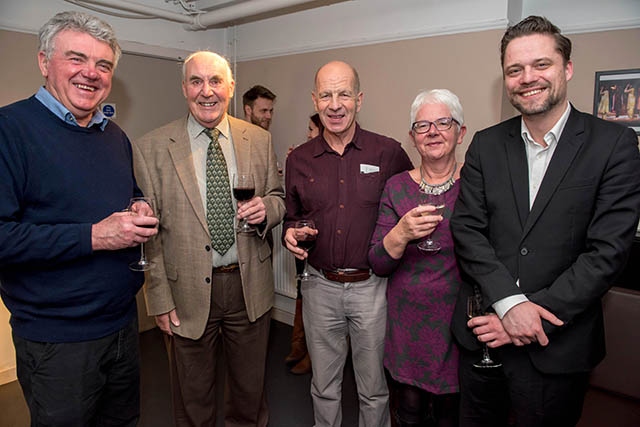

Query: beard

[251,115,270,130]
[509,86,565,117]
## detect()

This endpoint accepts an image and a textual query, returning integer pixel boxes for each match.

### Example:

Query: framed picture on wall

[593,68,640,134]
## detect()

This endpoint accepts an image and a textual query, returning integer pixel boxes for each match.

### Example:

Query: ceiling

[66,0,350,29]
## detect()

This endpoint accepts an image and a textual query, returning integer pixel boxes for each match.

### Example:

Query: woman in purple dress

[369,89,467,427]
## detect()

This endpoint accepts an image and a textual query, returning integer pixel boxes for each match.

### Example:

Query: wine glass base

[129,261,154,272]
[236,221,255,233]
[417,243,441,254]
[473,360,502,369]
[297,273,315,281]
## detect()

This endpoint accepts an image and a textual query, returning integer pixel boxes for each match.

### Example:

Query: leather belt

[212,263,240,274]
[322,268,371,283]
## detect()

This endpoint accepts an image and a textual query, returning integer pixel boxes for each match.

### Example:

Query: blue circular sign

[102,104,115,117]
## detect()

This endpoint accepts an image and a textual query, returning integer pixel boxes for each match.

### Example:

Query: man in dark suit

[450,16,640,427]
[132,51,285,427]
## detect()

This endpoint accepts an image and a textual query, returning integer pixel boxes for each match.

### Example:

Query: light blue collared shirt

[35,86,109,130]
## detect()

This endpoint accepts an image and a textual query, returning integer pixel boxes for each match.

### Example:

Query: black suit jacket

[450,106,640,374]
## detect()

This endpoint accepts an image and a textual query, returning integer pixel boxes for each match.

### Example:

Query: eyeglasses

[411,117,459,134]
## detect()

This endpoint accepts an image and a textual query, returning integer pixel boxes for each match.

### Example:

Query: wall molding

[0,367,17,386]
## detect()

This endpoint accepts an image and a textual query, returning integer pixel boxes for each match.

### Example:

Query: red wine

[233,187,255,201]
[298,238,316,251]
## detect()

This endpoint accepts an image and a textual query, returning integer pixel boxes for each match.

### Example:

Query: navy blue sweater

[0,96,144,342]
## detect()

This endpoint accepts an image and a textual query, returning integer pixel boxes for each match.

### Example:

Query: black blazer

[450,106,640,374]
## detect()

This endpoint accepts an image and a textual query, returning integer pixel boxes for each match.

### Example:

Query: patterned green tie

[204,128,235,255]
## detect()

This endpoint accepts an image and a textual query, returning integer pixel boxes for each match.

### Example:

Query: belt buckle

[214,263,239,273]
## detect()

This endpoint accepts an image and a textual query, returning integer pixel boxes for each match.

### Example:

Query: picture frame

[593,68,640,134]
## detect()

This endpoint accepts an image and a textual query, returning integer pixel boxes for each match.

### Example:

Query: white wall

[1,0,638,62]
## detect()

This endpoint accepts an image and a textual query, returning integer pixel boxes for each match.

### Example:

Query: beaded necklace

[419,162,457,195]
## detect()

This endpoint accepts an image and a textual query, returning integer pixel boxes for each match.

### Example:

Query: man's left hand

[502,301,563,346]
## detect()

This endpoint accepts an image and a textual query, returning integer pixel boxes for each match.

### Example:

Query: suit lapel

[229,116,252,174]
[523,108,585,237]
[167,121,209,234]
[505,120,530,230]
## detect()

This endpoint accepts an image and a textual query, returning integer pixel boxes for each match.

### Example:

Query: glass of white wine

[127,197,155,271]
[467,292,502,369]
[417,191,445,253]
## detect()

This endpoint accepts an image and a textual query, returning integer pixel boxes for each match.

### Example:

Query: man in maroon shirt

[283,61,413,427]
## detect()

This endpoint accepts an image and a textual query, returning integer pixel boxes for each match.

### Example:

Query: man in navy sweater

[0,11,157,426]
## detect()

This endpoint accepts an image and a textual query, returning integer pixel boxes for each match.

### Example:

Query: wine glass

[294,220,317,281]
[232,173,255,233]
[467,292,502,369]
[417,191,445,253]
[128,197,155,271]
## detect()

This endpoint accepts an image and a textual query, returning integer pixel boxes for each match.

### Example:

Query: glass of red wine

[127,197,155,271]
[232,173,255,233]
[294,219,317,281]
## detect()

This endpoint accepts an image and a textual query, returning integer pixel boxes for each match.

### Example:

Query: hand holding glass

[417,191,445,253]
[467,294,502,368]
[128,197,155,271]
[294,220,317,281]
[233,173,255,233]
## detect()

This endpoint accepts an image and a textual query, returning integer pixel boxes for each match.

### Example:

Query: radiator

[272,223,297,298]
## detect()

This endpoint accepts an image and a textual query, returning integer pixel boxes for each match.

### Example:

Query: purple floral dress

[369,171,461,394]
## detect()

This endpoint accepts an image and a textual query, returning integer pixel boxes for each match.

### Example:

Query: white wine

[419,203,445,216]
[432,204,445,216]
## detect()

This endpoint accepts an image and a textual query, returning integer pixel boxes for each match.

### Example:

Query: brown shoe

[290,352,311,375]
[285,298,307,365]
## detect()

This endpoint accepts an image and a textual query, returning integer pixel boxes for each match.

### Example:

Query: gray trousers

[302,265,390,427]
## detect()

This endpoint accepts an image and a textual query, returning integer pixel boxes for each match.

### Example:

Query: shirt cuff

[493,294,529,319]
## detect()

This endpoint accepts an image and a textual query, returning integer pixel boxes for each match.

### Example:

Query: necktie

[204,128,235,255]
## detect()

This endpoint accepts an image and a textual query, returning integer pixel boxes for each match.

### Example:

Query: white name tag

[360,164,380,174]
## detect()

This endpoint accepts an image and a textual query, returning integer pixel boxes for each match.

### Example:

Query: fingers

[469,317,513,348]
[237,197,266,224]
[502,302,557,347]
[169,310,181,327]
[155,314,173,336]
[539,306,564,326]
[284,228,307,259]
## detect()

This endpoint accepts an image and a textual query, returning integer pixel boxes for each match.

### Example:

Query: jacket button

[205,277,211,284]
[205,245,211,251]
[520,247,529,256]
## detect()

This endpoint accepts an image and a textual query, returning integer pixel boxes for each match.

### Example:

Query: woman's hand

[382,205,442,259]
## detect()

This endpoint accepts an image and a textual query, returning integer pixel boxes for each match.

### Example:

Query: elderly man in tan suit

[132,51,285,427]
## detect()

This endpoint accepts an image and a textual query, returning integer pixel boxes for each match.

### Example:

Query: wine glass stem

[139,243,146,263]
[482,345,491,361]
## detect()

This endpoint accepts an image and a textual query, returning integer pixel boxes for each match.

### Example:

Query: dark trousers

[389,374,459,427]
[458,346,589,427]
[166,270,271,427]
[13,317,140,427]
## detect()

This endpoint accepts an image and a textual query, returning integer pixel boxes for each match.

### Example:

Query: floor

[1,320,639,426]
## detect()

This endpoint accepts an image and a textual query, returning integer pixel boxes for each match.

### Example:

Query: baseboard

[272,306,294,326]
[0,366,17,385]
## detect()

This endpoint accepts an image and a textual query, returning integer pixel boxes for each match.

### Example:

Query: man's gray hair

[38,11,122,68]
[181,51,234,84]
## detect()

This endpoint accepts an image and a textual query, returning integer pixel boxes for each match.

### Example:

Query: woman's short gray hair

[410,89,464,127]
[38,11,121,68]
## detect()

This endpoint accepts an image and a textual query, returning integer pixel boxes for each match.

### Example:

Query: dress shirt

[35,86,108,130]
[284,123,412,271]
[493,102,572,318]
[187,114,239,266]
